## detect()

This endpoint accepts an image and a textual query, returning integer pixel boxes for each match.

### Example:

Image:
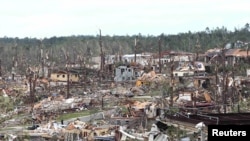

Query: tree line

[0,24,249,75]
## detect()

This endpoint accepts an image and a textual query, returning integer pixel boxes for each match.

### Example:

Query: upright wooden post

[195,39,200,61]
[222,45,227,113]
[170,53,174,107]
[134,36,138,63]
[99,29,104,81]
[67,68,70,99]
[0,59,2,77]
[40,39,45,78]
[12,41,18,81]
[29,73,33,105]
[158,36,162,73]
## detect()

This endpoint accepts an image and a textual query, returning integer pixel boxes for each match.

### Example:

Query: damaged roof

[225,48,250,57]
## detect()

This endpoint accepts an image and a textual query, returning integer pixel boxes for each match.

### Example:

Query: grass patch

[56,109,100,121]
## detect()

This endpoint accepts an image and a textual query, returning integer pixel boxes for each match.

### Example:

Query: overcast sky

[0,0,249,38]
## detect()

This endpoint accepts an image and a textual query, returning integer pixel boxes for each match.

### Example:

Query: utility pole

[193,39,200,110]
[247,44,249,63]
[61,47,70,98]
[40,39,44,78]
[46,47,52,78]
[215,60,219,112]
[29,71,37,109]
[67,67,70,99]
[99,29,104,81]
[222,46,227,113]
[158,36,162,73]
[64,49,70,99]
[134,36,138,63]
[170,53,174,107]
[29,72,33,106]
[0,59,2,77]
[195,39,200,61]
[81,57,86,91]
[66,50,70,99]
[102,95,104,110]
[12,41,18,81]
[232,62,235,111]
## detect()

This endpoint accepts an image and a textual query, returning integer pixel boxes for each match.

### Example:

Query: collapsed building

[0,47,250,141]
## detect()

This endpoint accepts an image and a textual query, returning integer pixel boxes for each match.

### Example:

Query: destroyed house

[122,54,151,66]
[172,61,206,77]
[173,70,194,77]
[225,48,250,65]
[173,62,194,77]
[204,48,224,64]
[152,50,194,66]
[50,70,79,82]
[169,51,194,62]
[114,65,143,82]
[205,48,250,66]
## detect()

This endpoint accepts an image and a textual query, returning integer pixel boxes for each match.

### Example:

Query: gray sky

[0,0,249,38]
